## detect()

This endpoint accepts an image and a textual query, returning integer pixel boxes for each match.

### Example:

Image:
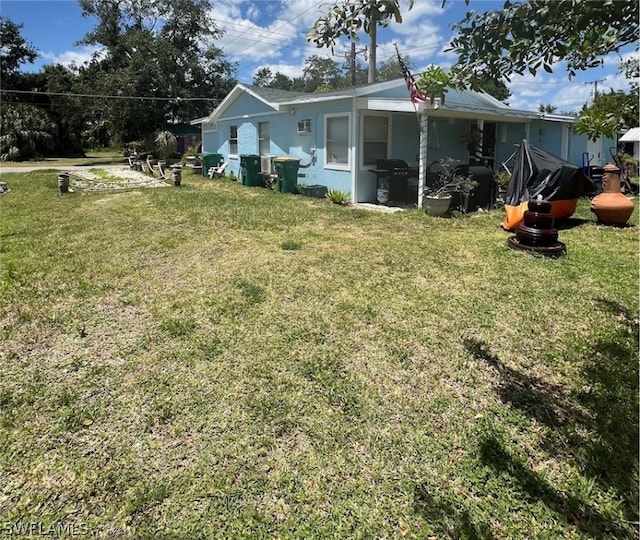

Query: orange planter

[591,192,634,225]
[590,163,635,226]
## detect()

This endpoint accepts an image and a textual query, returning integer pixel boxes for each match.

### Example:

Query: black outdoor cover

[506,140,594,206]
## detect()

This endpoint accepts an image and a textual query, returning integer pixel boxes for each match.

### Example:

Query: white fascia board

[357,98,417,112]
[216,110,284,122]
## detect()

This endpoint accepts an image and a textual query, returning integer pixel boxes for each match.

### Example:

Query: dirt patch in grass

[68,167,170,192]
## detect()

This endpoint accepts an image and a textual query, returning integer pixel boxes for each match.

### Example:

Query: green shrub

[326,188,350,205]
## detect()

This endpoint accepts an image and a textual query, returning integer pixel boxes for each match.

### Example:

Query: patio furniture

[207,160,229,178]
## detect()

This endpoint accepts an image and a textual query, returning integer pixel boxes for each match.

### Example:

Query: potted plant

[495,169,511,195]
[416,65,451,104]
[423,158,478,217]
[154,130,178,166]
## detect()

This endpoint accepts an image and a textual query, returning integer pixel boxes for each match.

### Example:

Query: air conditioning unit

[297,119,311,135]
[260,155,274,174]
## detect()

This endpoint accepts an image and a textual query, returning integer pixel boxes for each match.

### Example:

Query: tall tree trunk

[368,24,376,84]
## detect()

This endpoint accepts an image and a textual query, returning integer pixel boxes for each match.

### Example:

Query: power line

[0,89,219,102]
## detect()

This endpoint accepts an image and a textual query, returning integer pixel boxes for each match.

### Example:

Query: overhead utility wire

[228,3,319,64]
[0,89,219,102]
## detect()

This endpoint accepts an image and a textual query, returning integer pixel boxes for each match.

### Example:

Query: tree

[253,67,275,87]
[576,88,639,141]
[302,55,344,91]
[154,130,177,160]
[446,0,638,138]
[475,75,510,102]
[76,0,236,145]
[0,104,55,161]
[252,68,296,90]
[0,16,37,85]
[446,0,639,86]
[41,64,88,155]
[538,104,558,114]
[307,0,414,83]
[377,55,406,82]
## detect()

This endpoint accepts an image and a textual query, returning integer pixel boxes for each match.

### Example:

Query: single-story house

[192,80,614,206]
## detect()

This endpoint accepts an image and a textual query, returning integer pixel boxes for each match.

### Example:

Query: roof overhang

[619,127,640,142]
[357,97,575,124]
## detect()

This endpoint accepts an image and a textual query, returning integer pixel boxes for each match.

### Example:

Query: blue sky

[1,0,635,113]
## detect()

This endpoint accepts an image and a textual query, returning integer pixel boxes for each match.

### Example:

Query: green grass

[0,170,638,539]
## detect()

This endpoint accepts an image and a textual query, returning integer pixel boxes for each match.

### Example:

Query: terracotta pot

[590,192,634,225]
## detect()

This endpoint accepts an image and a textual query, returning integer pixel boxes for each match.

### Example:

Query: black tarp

[506,140,594,205]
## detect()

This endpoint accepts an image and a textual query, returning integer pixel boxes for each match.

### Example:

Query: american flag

[395,45,428,104]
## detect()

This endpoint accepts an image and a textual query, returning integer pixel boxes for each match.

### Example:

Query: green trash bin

[240,154,262,186]
[200,153,224,177]
[274,157,301,193]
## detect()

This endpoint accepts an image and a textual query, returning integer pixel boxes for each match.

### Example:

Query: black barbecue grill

[372,159,419,205]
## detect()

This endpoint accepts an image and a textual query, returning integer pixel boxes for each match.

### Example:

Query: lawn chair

[207,160,229,179]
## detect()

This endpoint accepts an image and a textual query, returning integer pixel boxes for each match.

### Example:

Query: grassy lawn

[0,170,638,539]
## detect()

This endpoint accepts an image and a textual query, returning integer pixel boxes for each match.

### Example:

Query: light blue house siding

[194,81,609,204]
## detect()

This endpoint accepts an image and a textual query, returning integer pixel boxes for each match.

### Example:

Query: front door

[468,121,496,169]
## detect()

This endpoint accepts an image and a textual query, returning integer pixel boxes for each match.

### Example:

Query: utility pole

[343,42,367,86]
[585,79,605,104]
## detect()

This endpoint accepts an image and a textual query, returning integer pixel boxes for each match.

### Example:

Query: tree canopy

[0,16,37,85]
[446,0,639,87]
[252,54,407,93]
[76,0,236,144]
[307,0,413,83]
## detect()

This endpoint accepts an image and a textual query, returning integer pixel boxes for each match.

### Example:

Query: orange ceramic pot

[590,192,634,225]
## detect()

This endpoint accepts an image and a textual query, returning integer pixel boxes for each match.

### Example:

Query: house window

[229,125,238,155]
[325,114,350,169]
[362,115,389,167]
[258,122,270,155]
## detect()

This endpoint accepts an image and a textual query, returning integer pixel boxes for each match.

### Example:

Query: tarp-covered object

[503,140,594,229]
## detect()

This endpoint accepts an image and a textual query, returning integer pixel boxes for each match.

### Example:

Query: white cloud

[39,45,105,69]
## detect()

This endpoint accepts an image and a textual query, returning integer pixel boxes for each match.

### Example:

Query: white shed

[619,127,640,161]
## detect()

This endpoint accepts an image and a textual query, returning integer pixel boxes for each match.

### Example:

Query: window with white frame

[258,122,270,155]
[229,125,238,155]
[362,115,389,167]
[325,114,350,169]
